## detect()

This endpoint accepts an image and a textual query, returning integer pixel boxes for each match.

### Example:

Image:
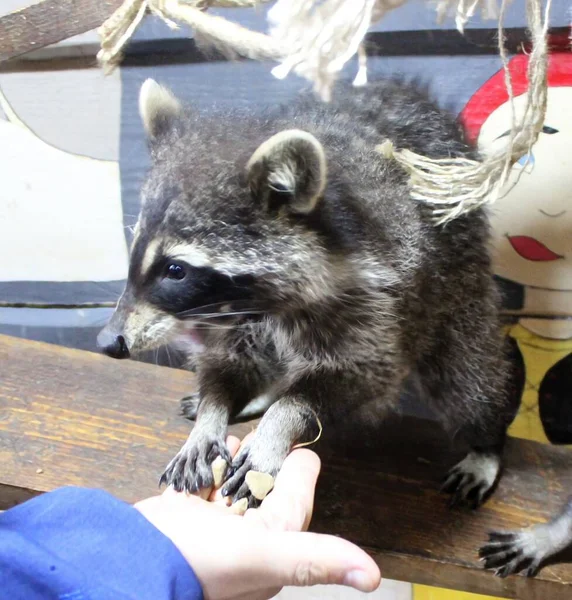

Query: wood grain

[0,0,123,63]
[1,333,571,599]
[5,27,570,70]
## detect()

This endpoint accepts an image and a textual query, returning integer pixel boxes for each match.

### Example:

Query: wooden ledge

[1,334,571,599]
[0,1,123,63]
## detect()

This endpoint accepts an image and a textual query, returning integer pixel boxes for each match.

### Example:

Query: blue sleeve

[0,487,203,600]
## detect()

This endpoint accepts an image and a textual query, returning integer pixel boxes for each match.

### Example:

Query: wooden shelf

[1,333,571,598]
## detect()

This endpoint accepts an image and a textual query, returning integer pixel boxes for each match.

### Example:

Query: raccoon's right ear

[139,79,183,140]
[246,129,327,215]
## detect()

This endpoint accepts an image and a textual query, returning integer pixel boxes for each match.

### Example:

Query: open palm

[136,435,380,600]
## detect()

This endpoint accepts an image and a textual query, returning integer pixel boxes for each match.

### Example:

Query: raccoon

[98,77,514,512]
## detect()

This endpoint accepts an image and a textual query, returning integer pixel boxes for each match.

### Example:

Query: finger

[207,435,242,502]
[226,435,241,457]
[165,436,241,503]
[238,430,256,450]
[249,531,381,593]
[209,434,255,503]
[245,448,320,532]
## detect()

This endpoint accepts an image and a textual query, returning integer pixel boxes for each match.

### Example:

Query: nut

[245,470,274,500]
[211,456,227,489]
[230,497,248,515]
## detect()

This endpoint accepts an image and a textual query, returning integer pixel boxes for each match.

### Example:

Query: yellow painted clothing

[413,586,497,600]
[505,323,572,446]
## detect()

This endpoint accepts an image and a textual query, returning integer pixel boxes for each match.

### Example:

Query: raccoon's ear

[139,78,182,140]
[246,129,327,214]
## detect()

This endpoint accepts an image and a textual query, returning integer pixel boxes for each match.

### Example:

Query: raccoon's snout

[97,328,130,359]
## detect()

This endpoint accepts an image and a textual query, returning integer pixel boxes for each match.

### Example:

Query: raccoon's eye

[164,263,186,280]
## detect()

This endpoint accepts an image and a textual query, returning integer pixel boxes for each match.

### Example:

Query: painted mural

[1,3,571,600]
[461,52,572,447]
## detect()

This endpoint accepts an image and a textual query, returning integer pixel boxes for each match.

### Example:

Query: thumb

[256,531,381,593]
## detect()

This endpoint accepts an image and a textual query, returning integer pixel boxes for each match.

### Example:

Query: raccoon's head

[98,79,346,359]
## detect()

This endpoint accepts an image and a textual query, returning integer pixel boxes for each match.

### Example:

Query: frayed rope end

[375,141,501,226]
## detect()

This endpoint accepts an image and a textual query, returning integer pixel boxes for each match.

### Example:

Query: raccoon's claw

[479,529,548,578]
[221,443,278,508]
[180,393,200,421]
[441,451,501,509]
[160,435,231,493]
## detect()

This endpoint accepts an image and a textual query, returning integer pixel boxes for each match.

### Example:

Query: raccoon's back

[287,82,496,348]
[282,79,471,161]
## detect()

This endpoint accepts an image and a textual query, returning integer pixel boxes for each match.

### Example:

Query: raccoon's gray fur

[98,77,514,511]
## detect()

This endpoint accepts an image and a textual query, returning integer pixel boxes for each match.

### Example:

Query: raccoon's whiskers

[187,310,265,319]
[174,300,238,317]
[177,300,264,320]
[190,321,241,331]
[164,345,173,367]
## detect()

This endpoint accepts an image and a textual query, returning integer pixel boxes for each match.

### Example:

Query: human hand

[135,435,381,600]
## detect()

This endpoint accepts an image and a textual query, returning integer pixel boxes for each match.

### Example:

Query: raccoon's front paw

[180,392,200,421]
[160,432,231,493]
[221,440,282,509]
[479,529,549,578]
[441,451,501,509]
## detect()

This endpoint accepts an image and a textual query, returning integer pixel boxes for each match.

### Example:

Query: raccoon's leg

[440,361,514,509]
[221,348,406,506]
[479,498,572,577]
[439,395,511,509]
[160,361,267,493]
[180,391,274,423]
[420,329,512,509]
[221,397,320,507]
[441,443,505,509]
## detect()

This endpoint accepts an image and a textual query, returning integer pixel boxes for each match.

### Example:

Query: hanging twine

[98,0,512,96]
[97,0,553,222]
[97,0,282,73]
[434,0,505,31]
[267,0,407,100]
[377,0,551,224]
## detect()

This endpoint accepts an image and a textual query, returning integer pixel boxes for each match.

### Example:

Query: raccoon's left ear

[246,129,327,214]
[139,78,183,140]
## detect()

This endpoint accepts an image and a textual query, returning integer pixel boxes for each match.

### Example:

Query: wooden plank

[1,0,570,66]
[1,333,571,599]
[3,27,569,71]
[313,428,572,599]
[0,0,123,63]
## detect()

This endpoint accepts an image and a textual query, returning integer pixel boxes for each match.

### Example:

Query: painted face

[477,88,572,291]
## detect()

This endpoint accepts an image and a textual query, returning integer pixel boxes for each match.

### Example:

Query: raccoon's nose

[97,331,130,359]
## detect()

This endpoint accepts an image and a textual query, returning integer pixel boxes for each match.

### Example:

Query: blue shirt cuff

[0,486,203,600]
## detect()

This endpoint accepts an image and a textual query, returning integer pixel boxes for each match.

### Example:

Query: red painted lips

[508,235,563,262]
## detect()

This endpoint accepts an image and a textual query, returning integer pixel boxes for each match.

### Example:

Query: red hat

[460,40,572,145]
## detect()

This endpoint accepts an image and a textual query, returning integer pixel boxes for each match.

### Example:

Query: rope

[97,0,280,73]
[377,0,552,224]
[97,0,555,223]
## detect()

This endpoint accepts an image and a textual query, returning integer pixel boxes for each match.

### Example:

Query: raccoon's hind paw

[221,442,279,509]
[180,393,200,421]
[479,530,546,578]
[160,434,231,494]
[441,451,501,509]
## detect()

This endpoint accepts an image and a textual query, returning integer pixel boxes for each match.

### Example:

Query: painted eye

[165,263,186,280]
